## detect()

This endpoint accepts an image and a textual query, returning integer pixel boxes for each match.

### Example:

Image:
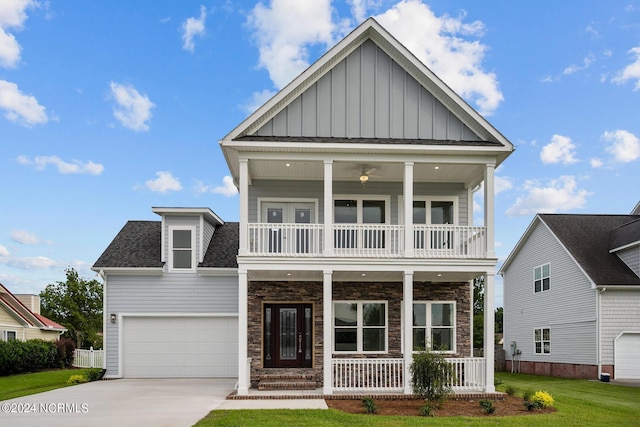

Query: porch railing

[73,347,104,368]
[331,357,485,393]
[246,223,486,258]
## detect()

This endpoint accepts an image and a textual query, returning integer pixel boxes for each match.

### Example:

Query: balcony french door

[262,202,314,254]
[414,200,455,251]
[263,304,313,368]
[334,199,387,251]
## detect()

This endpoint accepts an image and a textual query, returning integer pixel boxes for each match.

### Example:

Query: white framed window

[2,330,17,341]
[534,328,550,354]
[534,263,550,293]
[411,301,456,353]
[333,195,390,250]
[333,301,387,353]
[169,226,196,271]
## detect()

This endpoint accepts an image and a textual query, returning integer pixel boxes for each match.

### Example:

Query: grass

[196,372,640,427]
[0,369,81,401]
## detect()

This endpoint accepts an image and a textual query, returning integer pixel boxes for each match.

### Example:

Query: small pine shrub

[505,385,517,396]
[84,368,105,382]
[479,399,496,414]
[67,375,88,385]
[361,397,378,414]
[531,391,554,408]
[522,388,535,402]
[419,404,435,417]
[524,400,537,411]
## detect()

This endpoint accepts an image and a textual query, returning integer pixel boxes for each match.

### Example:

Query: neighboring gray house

[500,207,640,380]
[93,208,239,378]
[94,18,514,394]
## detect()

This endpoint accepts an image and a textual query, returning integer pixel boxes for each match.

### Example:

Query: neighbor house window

[534,264,550,293]
[334,302,387,353]
[2,330,17,341]
[534,328,550,354]
[412,302,456,352]
[169,227,195,270]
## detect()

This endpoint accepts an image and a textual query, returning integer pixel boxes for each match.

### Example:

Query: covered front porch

[235,266,497,396]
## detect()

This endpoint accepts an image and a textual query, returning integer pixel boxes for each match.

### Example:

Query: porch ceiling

[247,159,484,187]
[246,269,482,283]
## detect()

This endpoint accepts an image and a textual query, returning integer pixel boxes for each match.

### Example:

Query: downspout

[597,287,606,377]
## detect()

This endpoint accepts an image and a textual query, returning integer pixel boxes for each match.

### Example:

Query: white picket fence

[73,347,104,368]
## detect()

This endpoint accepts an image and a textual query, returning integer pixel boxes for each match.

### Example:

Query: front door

[263,304,312,368]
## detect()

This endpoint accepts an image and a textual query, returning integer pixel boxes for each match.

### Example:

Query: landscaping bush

[410,350,454,403]
[505,384,518,396]
[54,338,76,368]
[480,399,496,414]
[0,339,59,376]
[84,368,105,382]
[67,374,88,385]
[361,397,378,414]
[531,390,554,408]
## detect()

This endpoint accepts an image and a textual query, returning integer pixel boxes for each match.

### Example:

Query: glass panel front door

[264,304,312,368]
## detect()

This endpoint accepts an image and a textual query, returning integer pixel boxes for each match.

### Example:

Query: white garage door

[615,332,640,380]
[122,316,238,378]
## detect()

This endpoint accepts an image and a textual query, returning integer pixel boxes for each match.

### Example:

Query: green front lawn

[0,369,80,401]
[197,372,640,427]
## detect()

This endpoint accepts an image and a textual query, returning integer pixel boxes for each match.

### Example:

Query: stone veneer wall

[247,280,471,388]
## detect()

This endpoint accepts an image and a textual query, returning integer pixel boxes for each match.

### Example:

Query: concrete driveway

[0,378,235,427]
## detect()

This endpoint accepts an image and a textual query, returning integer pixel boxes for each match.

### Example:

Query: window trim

[406,301,457,354]
[534,327,551,355]
[398,196,459,225]
[333,301,388,354]
[333,195,391,225]
[533,263,550,293]
[168,226,196,271]
[2,330,18,341]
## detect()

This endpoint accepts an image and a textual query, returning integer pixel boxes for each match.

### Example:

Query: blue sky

[1,1,640,307]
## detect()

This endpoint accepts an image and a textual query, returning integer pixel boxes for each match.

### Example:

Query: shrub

[0,339,58,376]
[522,388,535,402]
[54,338,76,368]
[410,350,454,403]
[524,400,537,411]
[84,368,105,382]
[505,385,518,396]
[531,390,554,408]
[361,397,377,414]
[419,404,435,417]
[480,399,496,414]
[67,374,88,385]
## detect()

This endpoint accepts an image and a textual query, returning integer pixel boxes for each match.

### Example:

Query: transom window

[169,227,195,270]
[334,302,387,353]
[534,264,550,293]
[534,328,550,354]
[412,302,456,352]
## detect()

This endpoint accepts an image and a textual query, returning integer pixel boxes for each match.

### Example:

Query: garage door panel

[123,316,238,378]
[615,333,640,380]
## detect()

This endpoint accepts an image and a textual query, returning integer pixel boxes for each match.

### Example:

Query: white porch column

[237,269,249,395]
[483,273,496,393]
[403,162,414,257]
[239,159,249,256]
[323,270,333,394]
[323,160,333,256]
[484,163,495,258]
[403,271,414,394]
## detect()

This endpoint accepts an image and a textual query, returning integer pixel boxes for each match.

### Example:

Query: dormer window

[169,226,196,271]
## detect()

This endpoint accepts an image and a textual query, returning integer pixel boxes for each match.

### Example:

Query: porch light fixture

[110,314,116,323]
[359,172,369,184]
[434,166,440,170]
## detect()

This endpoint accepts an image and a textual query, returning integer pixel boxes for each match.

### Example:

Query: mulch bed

[326,395,556,417]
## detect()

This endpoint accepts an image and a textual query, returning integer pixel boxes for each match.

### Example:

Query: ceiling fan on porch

[356,165,379,186]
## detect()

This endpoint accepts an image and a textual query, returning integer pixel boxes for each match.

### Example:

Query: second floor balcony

[246,222,487,259]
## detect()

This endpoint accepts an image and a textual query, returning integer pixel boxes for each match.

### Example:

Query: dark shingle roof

[610,217,640,250]
[200,222,239,268]
[539,214,640,286]
[236,135,503,147]
[93,221,163,268]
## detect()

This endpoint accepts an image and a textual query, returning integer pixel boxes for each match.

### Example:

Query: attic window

[169,227,195,271]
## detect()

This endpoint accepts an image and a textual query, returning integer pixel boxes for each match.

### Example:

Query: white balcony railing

[331,357,486,392]
[246,223,486,258]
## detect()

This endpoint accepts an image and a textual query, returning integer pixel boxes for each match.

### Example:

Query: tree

[40,268,103,349]
[472,276,503,350]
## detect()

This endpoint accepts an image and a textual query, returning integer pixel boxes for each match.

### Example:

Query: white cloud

[17,155,104,175]
[563,54,594,75]
[181,5,207,52]
[247,0,337,89]
[540,134,578,165]
[194,176,238,197]
[506,175,591,216]
[602,129,640,163]
[109,82,155,131]
[241,88,276,114]
[144,171,183,193]
[375,0,503,115]
[495,175,514,194]
[0,255,59,270]
[0,243,9,257]
[0,0,35,68]
[10,229,51,245]
[348,0,369,23]
[590,158,603,168]
[612,47,640,90]
[0,79,48,126]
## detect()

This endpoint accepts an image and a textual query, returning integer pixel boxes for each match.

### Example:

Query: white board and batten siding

[601,290,640,378]
[105,273,238,378]
[255,39,480,141]
[502,221,597,365]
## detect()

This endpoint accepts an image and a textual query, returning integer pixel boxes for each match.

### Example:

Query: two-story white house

[94,18,513,395]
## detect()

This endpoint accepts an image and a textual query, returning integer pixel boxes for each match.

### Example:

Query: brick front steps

[257,373,319,391]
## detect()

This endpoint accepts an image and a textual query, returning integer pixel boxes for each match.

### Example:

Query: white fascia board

[197,267,238,276]
[596,285,640,290]
[152,207,224,226]
[0,299,31,327]
[609,240,640,253]
[92,267,164,276]
[498,215,540,275]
